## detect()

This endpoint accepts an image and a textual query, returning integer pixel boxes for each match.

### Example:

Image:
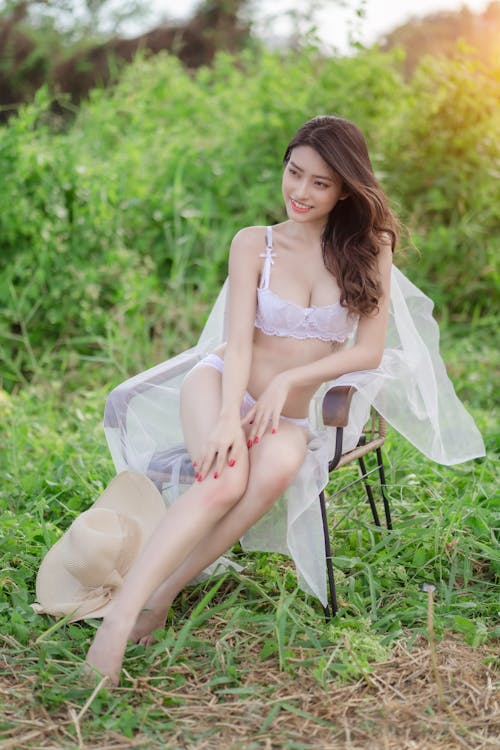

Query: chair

[320,385,392,619]
[103,351,393,620]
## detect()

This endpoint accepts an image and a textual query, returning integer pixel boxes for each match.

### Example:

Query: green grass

[0,314,497,748]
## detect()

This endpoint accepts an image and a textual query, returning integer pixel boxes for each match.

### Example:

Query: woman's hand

[242,373,290,444]
[194,413,245,481]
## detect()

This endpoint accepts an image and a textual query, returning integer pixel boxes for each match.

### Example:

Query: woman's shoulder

[231,225,268,249]
[375,230,396,257]
[372,231,393,272]
[228,226,267,277]
[229,225,268,266]
[374,235,393,298]
[231,221,291,250]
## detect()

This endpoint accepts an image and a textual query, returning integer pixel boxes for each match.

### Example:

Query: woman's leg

[129,419,308,645]
[85,365,249,684]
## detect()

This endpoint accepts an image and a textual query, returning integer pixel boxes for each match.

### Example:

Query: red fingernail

[247,439,252,448]
[197,475,202,482]
[195,472,199,479]
[253,436,259,444]
[213,472,218,479]
[193,461,197,467]
[272,428,276,434]
[229,459,235,467]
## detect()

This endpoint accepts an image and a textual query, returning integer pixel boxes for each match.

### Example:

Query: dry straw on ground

[0,629,498,750]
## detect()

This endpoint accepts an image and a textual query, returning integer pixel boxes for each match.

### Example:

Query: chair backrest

[321,385,386,471]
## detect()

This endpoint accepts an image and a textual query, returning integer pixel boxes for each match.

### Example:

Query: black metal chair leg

[319,489,338,619]
[358,456,382,527]
[320,425,393,619]
[376,447,393,530]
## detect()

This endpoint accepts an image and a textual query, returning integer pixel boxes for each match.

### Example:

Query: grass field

[0,311,498,749]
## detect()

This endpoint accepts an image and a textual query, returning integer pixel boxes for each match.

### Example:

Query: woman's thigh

[247,419,308,501]
[180,364,250,504]
[180,364,224,458]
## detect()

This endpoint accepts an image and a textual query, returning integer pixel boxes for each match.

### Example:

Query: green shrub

[0,48,403,389]
[0,46,498,391]
[381,49,500,312]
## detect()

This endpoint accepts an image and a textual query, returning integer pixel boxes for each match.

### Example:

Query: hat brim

[93,471,166,534]
[34,472,166,621]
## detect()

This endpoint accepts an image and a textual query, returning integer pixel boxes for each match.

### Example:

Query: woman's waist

[212,336,346,411]
[212,342,327,418]
[212,341,338,382]
[213,333,344,361]
[252,330,344,365]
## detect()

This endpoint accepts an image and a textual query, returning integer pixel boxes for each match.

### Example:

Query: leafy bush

[0,48,403,389]
[0,45,498,391]
[381,49,500,311]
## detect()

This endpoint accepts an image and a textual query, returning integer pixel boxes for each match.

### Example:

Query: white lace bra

[254,227,356,343]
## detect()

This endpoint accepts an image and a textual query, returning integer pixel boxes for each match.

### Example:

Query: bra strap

[259,226,276,290]
[266,225,273,250]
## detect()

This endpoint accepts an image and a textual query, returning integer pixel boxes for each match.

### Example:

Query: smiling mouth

[290,198,313,213]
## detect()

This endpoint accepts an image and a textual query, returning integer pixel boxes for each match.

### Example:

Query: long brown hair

[283,115,398,316]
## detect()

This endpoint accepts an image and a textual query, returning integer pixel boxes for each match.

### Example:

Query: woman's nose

[294,177,309,199]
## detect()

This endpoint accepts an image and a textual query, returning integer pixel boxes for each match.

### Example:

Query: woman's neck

[280,219,325,253]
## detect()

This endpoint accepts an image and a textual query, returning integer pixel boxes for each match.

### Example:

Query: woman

[85,115,397,684]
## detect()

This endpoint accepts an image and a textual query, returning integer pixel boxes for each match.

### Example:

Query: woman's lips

[290,198,312,214]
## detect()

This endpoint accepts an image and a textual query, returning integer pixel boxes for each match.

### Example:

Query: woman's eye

[315,182,328,188]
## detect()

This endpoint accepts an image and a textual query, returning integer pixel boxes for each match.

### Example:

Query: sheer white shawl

[104,266,485,606]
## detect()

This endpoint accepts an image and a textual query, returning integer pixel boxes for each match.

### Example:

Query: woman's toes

[85,620,128,685]
[138,634,157,647]
[129,608,167,644]
[83,658,118,688]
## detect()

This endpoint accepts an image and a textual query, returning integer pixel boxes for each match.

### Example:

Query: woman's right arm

[195,227,260,479]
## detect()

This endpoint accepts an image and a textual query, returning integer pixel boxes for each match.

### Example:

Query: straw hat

[32,471,166,622]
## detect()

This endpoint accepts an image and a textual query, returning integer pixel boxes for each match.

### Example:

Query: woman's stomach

[214,330,345,419]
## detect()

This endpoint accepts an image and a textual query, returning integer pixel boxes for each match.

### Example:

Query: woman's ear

[339,184,350,201]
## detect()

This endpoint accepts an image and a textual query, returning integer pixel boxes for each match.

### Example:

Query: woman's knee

[198,462,249,512]
[263,457,302,497]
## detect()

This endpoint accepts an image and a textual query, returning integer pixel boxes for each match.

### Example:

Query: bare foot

[85,619,130,686]
[128,607,167,647]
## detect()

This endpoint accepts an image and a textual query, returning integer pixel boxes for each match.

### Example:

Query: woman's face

[282,145,344,226]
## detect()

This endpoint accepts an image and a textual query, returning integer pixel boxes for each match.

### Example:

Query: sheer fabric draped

[104,267,485,606]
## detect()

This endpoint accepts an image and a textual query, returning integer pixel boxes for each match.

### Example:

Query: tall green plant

[0,48,403,389]
[1,46,498,391]
[381,49,500,312]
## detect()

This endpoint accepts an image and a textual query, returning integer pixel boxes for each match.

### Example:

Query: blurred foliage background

[0,0,499,394]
